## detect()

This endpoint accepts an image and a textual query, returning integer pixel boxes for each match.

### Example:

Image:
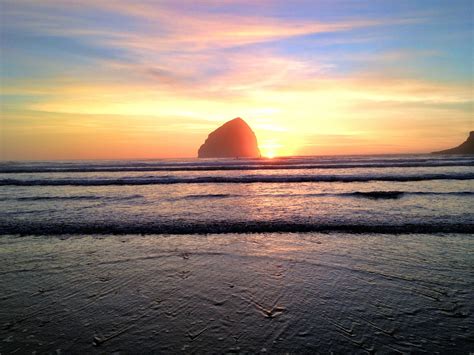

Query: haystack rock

[432,131,474,154]
[198,117,261,158]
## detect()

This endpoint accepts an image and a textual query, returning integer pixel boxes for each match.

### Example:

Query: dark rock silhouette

[432,131,474,154]
[198,117,261,158]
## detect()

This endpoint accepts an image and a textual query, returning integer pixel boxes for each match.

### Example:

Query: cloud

[1,1,472,158]
[2,0,424,53]
[1,0,435,99]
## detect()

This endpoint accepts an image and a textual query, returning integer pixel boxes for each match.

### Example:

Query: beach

[3,0,473,352]
[1,232,472,353]
[1,155,473,353]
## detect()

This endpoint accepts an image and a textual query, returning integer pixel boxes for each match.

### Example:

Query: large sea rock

[432,131,474,154]
[198,117,261,158]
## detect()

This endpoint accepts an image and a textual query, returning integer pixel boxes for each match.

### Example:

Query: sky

[0,0,472,159]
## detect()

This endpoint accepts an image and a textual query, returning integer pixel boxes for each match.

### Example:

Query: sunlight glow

[260,139,283,158]
[1,1,472,160]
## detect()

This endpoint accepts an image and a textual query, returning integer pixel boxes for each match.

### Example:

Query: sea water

[1,154,473,235]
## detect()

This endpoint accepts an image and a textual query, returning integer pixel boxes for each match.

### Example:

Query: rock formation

[198,117,261,158]
[432,131,474,154]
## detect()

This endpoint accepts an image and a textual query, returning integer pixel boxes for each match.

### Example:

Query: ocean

[1,154,473,353]
[1,154,473,235]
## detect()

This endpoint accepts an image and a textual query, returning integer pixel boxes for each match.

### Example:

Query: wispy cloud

[1,0,472,159]
[2,0,425,52]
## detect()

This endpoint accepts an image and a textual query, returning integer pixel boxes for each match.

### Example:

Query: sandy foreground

[0,233,472,353]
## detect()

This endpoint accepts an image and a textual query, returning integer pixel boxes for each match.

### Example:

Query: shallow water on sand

[0,233,472,353]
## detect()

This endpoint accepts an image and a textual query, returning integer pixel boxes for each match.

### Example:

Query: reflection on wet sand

[0,233,472,353]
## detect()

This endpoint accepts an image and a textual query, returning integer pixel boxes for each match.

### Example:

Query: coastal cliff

[432,131,474,154]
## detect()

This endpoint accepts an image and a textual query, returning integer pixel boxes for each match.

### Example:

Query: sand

[0,233,472,353]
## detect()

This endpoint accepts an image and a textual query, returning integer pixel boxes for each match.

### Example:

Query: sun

[260,139,282,159]
[264,151,275,159]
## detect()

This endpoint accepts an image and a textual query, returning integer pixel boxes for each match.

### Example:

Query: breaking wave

[1,220,472,236]
[1,160,473,173]
[1,172,473,186]
[176,191,473,201]
[0,195,143,202]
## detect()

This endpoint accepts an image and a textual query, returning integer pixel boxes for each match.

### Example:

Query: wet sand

[0,233,472,353]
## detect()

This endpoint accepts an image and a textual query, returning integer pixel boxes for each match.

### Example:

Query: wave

[1,173,473,186]
[1,220,472,236]
[176,191,473,201]
[343,191,474,199]
[183,194,236,200]
[0,160,474,174]
[0,195,143,202]
[1,161,473,173]
[351,191,406,199]
[2,191,470,203]
[305,191,474,199]
[1,156,472,173]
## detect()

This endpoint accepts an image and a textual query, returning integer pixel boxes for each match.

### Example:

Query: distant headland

[432,131,474,154]
[198,117,261,158]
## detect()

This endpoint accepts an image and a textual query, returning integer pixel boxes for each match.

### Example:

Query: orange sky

[1,1,472,159]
